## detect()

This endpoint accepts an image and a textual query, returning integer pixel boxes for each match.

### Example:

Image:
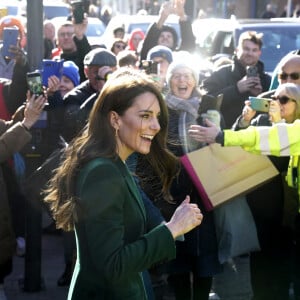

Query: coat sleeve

[77,162,176,285]
[178,18,195,52]
[140,23,161,61]
[0,121,31,162]
[224,120,300,156]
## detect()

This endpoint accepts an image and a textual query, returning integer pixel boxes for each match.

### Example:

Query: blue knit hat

[147,45,173,64]
[62,61,80,86]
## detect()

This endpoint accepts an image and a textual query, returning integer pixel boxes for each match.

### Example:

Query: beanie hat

[160,25,178,50]
[166,60,199,86]
[84,48,117,67]
[62,60,80,86]
[147,45,173,64]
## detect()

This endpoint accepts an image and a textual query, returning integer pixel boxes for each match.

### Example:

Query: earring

[115,128,118,137]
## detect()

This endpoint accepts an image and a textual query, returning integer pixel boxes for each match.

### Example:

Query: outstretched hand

[166,195,203,239]
[188,119,221,144]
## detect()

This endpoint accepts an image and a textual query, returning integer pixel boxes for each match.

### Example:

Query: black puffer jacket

[62,80,97,143]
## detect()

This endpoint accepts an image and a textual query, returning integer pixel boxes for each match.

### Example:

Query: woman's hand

[22,94,47,129]
[188,119,220,144]
[268,100,281,123]
[166,196,203,239]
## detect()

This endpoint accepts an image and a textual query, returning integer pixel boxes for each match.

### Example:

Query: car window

[86,22,106,37]
[44,6,70,19]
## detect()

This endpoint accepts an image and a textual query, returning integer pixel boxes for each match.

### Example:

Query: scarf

[165,93,201,153]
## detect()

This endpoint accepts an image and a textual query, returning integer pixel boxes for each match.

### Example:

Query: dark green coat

[68,157,176,300]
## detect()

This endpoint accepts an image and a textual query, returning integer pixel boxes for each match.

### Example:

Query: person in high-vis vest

[188,83,300,300]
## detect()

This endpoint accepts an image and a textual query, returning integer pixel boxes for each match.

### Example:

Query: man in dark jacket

[140,0,195,61]
[53,18,91,82]
[62,48,117,142]
[201,31,271,129]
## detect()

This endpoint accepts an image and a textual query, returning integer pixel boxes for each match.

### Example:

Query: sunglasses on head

[271,95,292,104]
[278,72,300,80]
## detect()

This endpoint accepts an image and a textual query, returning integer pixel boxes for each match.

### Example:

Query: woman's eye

[141,114,150,119]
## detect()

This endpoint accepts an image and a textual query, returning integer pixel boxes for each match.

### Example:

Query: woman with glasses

[189,82,300,300]
[137,58,223,300]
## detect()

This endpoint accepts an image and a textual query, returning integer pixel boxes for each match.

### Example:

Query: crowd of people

[0,0,300,300]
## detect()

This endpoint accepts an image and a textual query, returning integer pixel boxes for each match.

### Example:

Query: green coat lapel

[115,158,147,222]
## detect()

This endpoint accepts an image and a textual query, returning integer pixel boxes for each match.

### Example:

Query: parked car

[20,0,71,20]
[51,16,106,47]
[43,1,70,19]
[101,14,181,47]
[192,18,300,75]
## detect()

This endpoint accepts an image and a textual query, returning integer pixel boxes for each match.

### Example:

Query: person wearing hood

[127,28,145,55]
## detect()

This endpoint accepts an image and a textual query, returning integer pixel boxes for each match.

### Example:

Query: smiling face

[158,31,174,49]
[59,75,75,97]
[169,66,196,99]
[236,40,261,67]
[113,92,161,161]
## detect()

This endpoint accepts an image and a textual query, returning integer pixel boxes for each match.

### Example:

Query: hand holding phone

[27,71,44,97]
[71,1,85,24]
[249,96,270,112]
[140,60,159,75]
[246,66,258,77]
[42,59,64,87]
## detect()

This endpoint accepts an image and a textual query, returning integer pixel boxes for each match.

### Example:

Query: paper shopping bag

[180,143,279,211]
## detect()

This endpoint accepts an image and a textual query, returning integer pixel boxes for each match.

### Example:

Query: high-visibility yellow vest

[224,120,300,212]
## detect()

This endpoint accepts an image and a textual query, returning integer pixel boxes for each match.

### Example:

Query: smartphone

[246,66,258,77]
[140,60,159,75]
[72,1,84,24]
[42,59,64,87]
[249,96,270,112]
[27,71,44,97]
[2,27,19,58]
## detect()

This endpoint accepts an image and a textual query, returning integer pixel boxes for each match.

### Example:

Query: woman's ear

[109,111,120,129]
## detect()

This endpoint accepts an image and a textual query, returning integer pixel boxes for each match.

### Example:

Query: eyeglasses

[58,32,74,38]
[114,44,126,49]
[278,72,300,80]
[95,71,112,82]
[271,95,293,104]
[171,73,194,81]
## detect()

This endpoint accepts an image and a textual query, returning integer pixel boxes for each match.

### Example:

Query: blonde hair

[274,83,300,120]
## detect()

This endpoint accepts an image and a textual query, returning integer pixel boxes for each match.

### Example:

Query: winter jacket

[201,56,271,128]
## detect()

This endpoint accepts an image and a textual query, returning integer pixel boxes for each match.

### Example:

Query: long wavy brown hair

[43,68,179,231]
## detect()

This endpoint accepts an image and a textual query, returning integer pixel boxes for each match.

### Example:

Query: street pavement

[2,230,295,300]
[4,233,68,300]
